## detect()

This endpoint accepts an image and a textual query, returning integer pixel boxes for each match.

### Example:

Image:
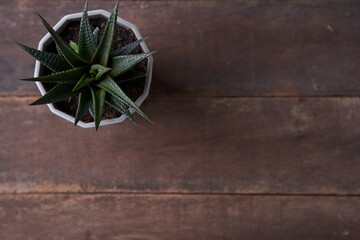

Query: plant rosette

[16,1,154,130]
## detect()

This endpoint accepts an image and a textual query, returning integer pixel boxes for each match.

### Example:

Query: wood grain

[1,97,360,194]
[2,1,360,96]
[1,194,359,240]
[1,1,360,237]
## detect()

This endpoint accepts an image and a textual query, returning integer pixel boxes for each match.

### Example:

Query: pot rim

[34,9,153,128]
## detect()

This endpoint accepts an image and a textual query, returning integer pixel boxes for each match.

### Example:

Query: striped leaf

[105,94,136,125]
[90,86,106,130]
[91,64,112,80]
[110,38,147,58]
[78,0,97,61]
[56,44,63,56]
[30,84,79,105]
[93,27,99,44]
[91,1,118,66]
[97,75,152,123]
[110,52,154,78]
[75,88,93,125]
[38,13,89,67]
[21,66,88,84]
[115,70,145,84]
[15,42,71,72]
[89,104,95,118]
[72,73,96,92]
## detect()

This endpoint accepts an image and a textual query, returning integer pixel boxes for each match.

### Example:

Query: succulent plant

[16,0,154,130]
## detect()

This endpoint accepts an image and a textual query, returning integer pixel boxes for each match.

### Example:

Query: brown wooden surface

[2,1,360,96]
[1,195,360,240]
[1,0,360,239]
[1,97,360,194]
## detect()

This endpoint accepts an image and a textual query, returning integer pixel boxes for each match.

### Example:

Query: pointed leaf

[38,13,89,67]
[21,66,88,83]
[90,87,106,130]
[93,27,99,44]
[110,38,147,58]
[69,41,79,53]
[90,64,112,80]
[115,70,145,84]
[105,94,136,124]
[75,88,93,125]
[91,1,118,65]
[30,84,79,105]
[110,52,154,78]
[78,0,97,60]
[21,66,88,84]
[15,42,71,72]
[89,104,95,118]
[97,75,152,123]
[72,73,96,91]
[56,44,63,56]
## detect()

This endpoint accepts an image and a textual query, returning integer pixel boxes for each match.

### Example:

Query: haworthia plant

[16,0,154,130]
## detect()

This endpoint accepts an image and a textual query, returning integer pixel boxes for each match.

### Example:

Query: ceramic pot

[34,9,153,128]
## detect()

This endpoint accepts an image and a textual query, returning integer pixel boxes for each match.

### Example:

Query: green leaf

[105,94,136,125]
[56,44,63,56]
[30,84,79,105]
[21,66,88,84]
[97,75,153,123]
[15,42,71,72]
[72,73,96,91]
[70,41,79,53]
[114,70,145,84]
[90,64,112,80]
[78,0,97,61]
[93,27,99,44]
[90,86,106,130]
[110,52,154,78]
[110,38,147,58]
[91,1,118,66]
[89,104,95,118]
[74,88,93,125]
[37,13,89,67]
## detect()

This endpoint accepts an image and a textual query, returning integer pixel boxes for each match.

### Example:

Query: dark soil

[41,17,147,123]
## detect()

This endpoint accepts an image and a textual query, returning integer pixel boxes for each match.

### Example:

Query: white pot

[34,10,153,128]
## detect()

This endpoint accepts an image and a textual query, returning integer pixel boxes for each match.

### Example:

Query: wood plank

[1,97,360,194]
[0,194,359,240]
[3,1,360,96]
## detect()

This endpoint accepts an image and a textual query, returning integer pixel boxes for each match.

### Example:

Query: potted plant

[16,0,154,130]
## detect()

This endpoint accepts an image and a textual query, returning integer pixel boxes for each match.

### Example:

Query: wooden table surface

[1,0,360,239]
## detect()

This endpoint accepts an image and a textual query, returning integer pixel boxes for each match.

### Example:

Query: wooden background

[1,0,360,239]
